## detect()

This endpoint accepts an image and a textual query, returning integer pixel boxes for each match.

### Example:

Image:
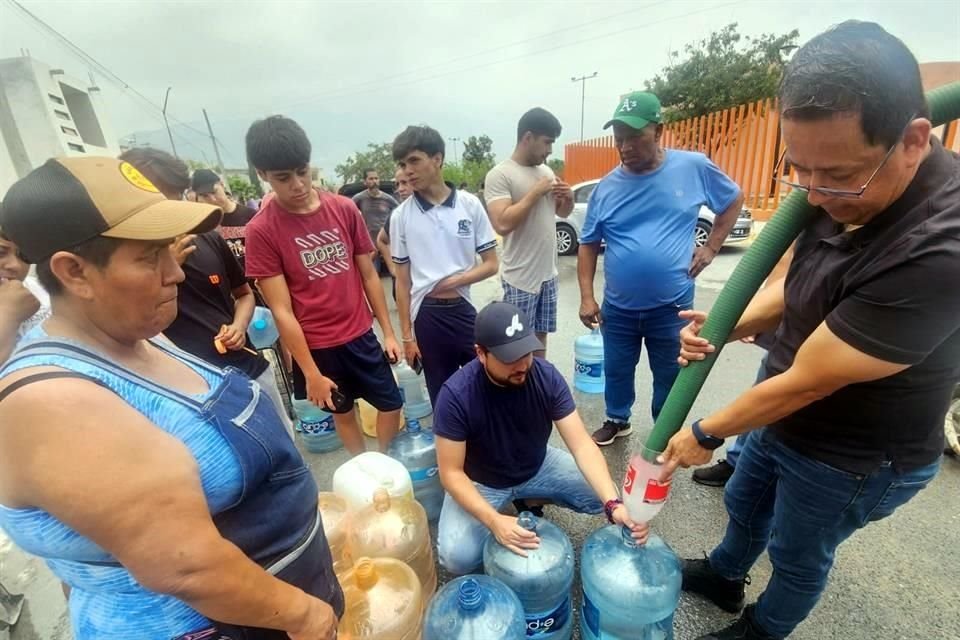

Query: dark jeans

[414,297,477,406]
[710,428,940,638]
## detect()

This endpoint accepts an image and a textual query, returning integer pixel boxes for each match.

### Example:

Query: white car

[555,178,755,256]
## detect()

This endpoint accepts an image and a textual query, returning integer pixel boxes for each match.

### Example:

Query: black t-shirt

[767,140,960,474]
[216,204,258,271]
[163,232,269,379]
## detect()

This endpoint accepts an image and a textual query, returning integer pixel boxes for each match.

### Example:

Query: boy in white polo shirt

[390,125,499,404]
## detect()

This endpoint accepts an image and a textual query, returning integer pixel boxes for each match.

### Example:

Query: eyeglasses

[773,115,915,200]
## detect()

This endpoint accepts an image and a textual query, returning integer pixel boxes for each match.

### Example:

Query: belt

[422,296,464,306]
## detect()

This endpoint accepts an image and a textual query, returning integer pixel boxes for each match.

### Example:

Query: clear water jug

[574,329,604,393]
[422,575,527,640]
[293,398,342,453]
[387,418,444,521]
[317,492,352,579]
[247,306,280,349]
[483,511,574,639]
[346,489,437,600]
[580,526,682,640]
[337,556,423,640]
[395,361,432,419]
[332,451,414,510]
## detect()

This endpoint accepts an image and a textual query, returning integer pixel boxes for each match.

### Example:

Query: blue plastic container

[574,329,605,394]
[248,306,280,349]
[483,512,575,639]
[423,575,527,640]
[395,361,432,419]
[387,419,444,521]
[293,398,343,453]
[580,526,681,640]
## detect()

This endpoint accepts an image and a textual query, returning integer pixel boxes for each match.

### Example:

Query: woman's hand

[287,597,338,640]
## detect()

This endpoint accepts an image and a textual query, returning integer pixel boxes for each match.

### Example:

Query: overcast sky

[2,0,958,180]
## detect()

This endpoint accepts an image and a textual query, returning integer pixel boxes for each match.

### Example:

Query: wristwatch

[692,419,725,450]
[604,498,623,524]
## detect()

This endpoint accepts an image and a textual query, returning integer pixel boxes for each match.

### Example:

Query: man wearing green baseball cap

[578,90,744,447]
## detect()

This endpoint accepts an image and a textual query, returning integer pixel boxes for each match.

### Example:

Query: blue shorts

[502,276,558,334]
[292,330,402,414]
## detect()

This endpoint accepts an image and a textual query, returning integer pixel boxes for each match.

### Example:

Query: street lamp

[571,72,599,141]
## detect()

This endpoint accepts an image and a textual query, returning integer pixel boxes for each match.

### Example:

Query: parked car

[555,178,755,256]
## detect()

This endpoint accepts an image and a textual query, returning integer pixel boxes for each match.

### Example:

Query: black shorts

[292,330,402,414]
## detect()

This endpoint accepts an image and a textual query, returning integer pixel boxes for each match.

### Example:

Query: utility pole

[571,72,599,141]
[202,108,225,173]
[448,137,461,164]
[162,86,178,158]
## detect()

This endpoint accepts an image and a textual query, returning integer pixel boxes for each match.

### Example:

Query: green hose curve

[645,80,960,452]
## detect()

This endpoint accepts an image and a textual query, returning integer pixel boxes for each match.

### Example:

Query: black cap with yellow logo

[0,156,222,263]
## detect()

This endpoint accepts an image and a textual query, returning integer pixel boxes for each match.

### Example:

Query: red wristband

[604,498,623,524]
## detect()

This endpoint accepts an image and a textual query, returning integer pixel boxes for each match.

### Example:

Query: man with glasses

[658,22,958,639]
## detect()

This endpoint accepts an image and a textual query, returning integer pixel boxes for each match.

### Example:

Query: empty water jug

[247,306,280,349]
[580,526,682,640]
[388,418,444,521]
[337,556,423,640]
[293,398,342,453]
[346,489,437,600]
[317,492,352,579]
[332,451,414,510]
[483,511,574,639]
[395,361,432,419]
[574,328,605,393]
[423,575,527,640]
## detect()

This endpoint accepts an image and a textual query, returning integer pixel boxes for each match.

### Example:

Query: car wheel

[556,223,578,256]
[695,220,712,249]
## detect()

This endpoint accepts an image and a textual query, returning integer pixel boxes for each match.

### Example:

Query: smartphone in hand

[411,355,423,375]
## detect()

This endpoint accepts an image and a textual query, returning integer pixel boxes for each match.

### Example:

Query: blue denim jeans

[710,428,940,638]
[600,292,693,423]
[437,446,603,575]
[727,355,769,467]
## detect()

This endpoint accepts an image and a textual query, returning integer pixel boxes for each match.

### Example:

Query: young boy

[244,115,403,454]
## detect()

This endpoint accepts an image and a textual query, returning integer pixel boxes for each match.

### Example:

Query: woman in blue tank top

[0,157,343,640]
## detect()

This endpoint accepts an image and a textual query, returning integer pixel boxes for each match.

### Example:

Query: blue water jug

[387,419,444,521]
[395,361,432,419]
[293,398,343,453]
[574,329,604,393]
[248,306,280,349]
[483,512,575,640]
[580,526,681,640]
[423,575,527,640]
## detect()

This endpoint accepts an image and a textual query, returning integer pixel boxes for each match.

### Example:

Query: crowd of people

[0,19,956,640]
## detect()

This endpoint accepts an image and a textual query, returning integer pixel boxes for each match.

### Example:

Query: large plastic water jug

[483,512,574,639]
[574,329,605,393]
[346,489,437,600]
[247,306,280,349]
[387,418,444,521]
[293,399,342,453]
[332,451,414,510]
[317,492,352,579]
[395,361,432,419]
[580,526,682,640]
[337,556,423,640]
[423,575,527,640]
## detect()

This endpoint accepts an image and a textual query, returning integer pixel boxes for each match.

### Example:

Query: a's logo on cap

[505,313,524,338]
[619,97,637,114]
[119,162,160,193]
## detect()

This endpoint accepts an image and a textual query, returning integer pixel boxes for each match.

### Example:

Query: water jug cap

[620,525,639,548]
[253,318,267,330]
[406,419,421,433]
[517,511,538,532]
[458,578,483,610]
[354,558,378,589]
[372,488,391,512]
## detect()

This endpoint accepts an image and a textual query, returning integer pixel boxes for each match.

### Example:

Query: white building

[0,56,119,197]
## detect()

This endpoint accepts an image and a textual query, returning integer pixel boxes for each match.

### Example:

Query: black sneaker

[591,420,632,446]
[682,556,749,613]
[695,605,778,640]
[512,499,544,518]
[692,460,735,487]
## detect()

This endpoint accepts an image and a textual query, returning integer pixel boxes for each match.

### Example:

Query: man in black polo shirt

[658,22,959,639]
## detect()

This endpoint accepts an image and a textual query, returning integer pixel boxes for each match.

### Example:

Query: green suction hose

[645,80,960,452]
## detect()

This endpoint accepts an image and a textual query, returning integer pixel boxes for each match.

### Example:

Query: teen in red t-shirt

[244,115,403,454]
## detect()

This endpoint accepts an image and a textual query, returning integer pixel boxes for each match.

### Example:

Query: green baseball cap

[603,91,663,130]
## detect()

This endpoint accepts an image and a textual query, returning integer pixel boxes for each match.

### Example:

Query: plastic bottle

[580,526,682,640]
[346,489,437,600]
[332,452,414,510]
[247,306,280,349]
[395,361,432,419]
[423,575,527,640]
[574,328,605,393]
[317,492,352,579]
[622,444,671,523]
[337,556,423,640]
[387,418,444,521]
[483,511,574,640]
[292,399,343,454]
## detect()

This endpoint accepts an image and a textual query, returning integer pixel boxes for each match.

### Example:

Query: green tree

[226,175,259,202]
[547,158,564,178]
[335,142,395,184]
[645,23,799,122]
[461,135,494,165]
[443,160,494,191]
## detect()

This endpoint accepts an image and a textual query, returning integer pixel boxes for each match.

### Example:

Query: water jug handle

[591,327,600,336]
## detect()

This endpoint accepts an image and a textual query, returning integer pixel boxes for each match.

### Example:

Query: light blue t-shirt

[580,150,740,310]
